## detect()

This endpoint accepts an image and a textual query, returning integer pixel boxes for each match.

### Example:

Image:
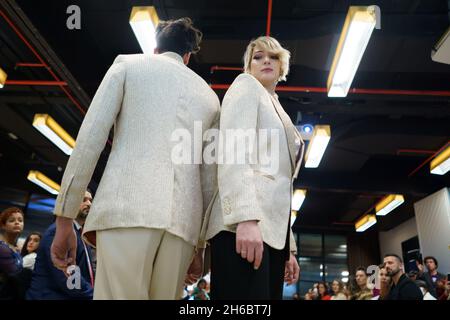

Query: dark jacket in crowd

[387,273,423,300]
[418,271,446,298]
[26,223,93,300]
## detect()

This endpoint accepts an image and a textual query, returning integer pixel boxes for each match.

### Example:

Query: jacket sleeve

[218,74,263,226]
[54,55,126,219]
[289,229,297,255]
[43,229,93,299]
[196,104,220,250]
[200,102,220,216]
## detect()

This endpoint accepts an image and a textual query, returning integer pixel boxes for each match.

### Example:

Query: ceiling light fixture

[32,114,75,155]
[27,170,60,195]
[304,125,331,168]
[355,214,376,232]
[327,5,381,97]
[129,6,160,54]
[375,194,405,216]
[430,144,450,175]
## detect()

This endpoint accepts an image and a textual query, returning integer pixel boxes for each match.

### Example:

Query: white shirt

[22,252,37,270]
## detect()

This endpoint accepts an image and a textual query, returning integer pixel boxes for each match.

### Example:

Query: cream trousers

[94,228,194,300]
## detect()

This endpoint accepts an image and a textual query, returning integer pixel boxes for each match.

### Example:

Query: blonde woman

[205,36,305,299]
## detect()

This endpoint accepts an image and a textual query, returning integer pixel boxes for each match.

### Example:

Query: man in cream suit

[50,18,220,300]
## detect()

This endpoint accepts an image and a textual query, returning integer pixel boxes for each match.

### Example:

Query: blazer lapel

[292,128,305,179]
[268,94,300,175]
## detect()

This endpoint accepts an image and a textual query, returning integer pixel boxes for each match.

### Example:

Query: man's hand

[51,216,77,274]
[236,220,264,270]
[185,248,204,285]
[284,252,300,285]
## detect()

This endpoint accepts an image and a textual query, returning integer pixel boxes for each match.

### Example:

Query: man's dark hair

[156,17,202,56]
[424,256,438,267]
[384,253,403,263]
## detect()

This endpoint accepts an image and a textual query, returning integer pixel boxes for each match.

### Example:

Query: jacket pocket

[253,169,275,181]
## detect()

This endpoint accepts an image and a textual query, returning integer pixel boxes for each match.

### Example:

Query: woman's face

[332,281,340,293]
[3,212,24,236]
[318,283,326,295]
[379,267,390,284]
[26,234,40,253]
[249,46,281,87]
[355,270,368,287]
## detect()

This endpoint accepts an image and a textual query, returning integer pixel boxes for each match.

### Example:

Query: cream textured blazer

[203,73,304,253]
[54,52,220,247]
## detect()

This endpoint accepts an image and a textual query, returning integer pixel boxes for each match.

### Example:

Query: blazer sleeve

[54,55,126,219]
[200,103,220,215]
[289,229,297,255]
[218,74,264,226]
[196,101,220,249]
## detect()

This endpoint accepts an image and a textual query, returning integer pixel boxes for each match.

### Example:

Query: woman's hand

[236,220,264,270]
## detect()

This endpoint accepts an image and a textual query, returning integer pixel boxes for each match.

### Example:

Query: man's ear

[183,52,191,65]
[154,48,160,54]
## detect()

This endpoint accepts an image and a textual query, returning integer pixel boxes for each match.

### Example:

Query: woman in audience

[0,207,24,251]
[20,232,42,270]
[0,207,25,299]
[317,281,332,300]
[350,267,373,300]
[330,279,347,300]
[378,264,392,300]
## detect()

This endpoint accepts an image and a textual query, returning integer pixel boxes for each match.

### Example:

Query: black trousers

[210,231,286,300]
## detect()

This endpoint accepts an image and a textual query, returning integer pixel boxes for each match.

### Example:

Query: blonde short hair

[243,36,291,82]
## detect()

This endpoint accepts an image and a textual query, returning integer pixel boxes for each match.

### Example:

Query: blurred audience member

[0,207,24,251]
[20,232,42,270]
[350,267,373,300]
[384,254,422,300]
[421,256,446,298]
[317,281,331,300]
[0,207,30,299]
[330,279,347,300]
[27,191,94,300]
[415,280,436,300]
[372,263,391,300]
[435,279,448,300]
[192,278,210,300]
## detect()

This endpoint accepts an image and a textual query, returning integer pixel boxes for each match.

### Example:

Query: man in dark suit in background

[420,256,447,298]
[26,191,94,300]
[384,254,423,300]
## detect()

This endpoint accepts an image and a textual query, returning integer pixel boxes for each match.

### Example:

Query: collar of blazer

[159,51,184,64]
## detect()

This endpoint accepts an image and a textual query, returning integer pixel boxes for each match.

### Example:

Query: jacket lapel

[268,94,301,176]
